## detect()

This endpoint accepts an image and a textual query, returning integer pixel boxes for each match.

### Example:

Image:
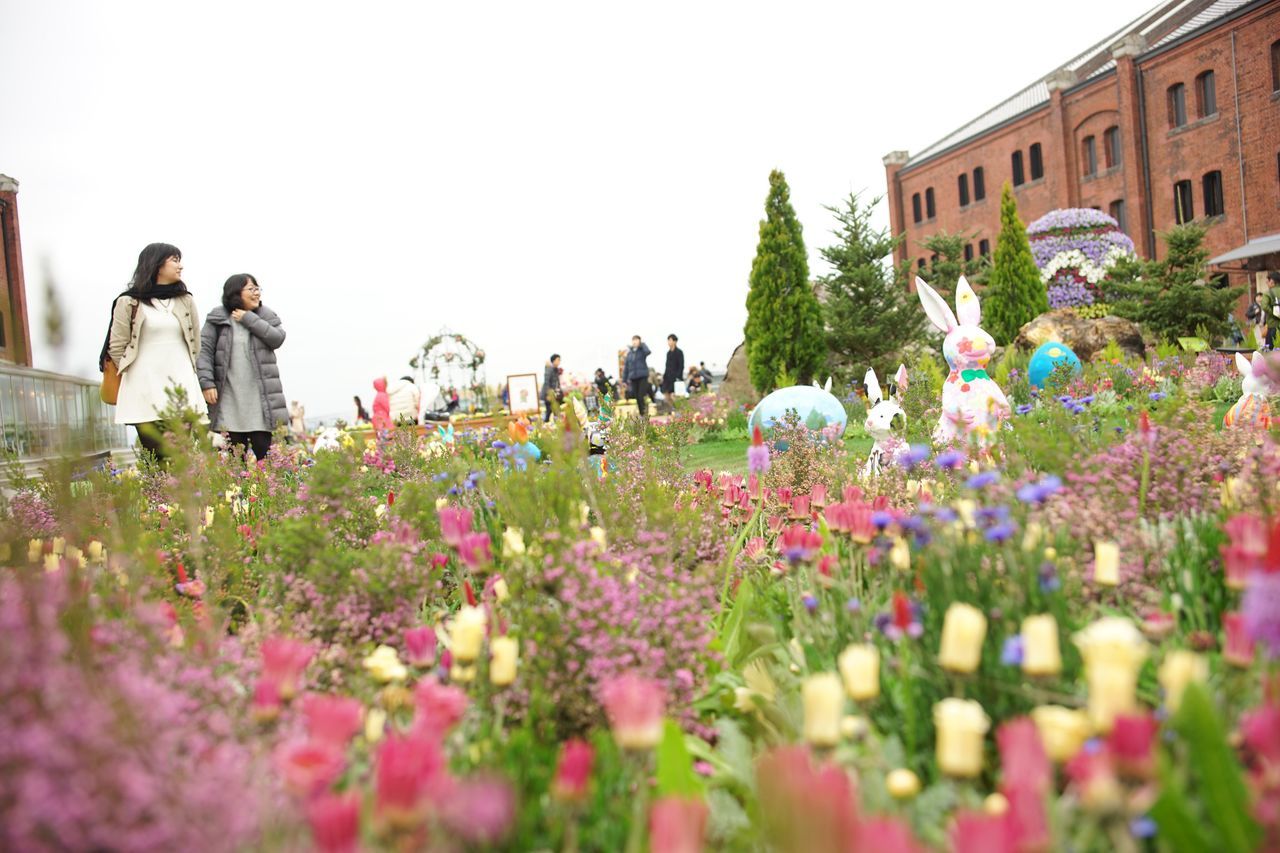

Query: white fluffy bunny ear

[916,277,957,333]
[1250,351,1266,375]
[824,377,833,393]
[864,368,883,405]
[1236,352,1252,377]
[954,276,981,327]
[894,364,909,396]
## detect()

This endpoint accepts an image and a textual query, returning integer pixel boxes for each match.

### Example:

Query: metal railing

[0,363,130,461]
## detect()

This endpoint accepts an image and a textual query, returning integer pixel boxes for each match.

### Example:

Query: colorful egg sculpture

[1027,341,1082,389]
[748,384,847,438]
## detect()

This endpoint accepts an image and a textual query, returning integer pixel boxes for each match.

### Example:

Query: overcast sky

[1,0,1161,420]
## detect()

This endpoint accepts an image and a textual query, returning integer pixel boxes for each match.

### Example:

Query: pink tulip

[843,485,864,503]
[302,693,364,749]
[457,532,493,571]
[1108,713,1159,779]
[441,775,516,845]
[251,678,283,723]
[997,717,1051,794]
[857,817,920,853]
[649,796,708,853]
[950,811,1014,853]
[307,792,361,853]
[413,678,469,736]
[756,746,859,853]
[790,495,812,520]
[1221,544,1260,590]
[778,525,823,563]
[260,636,315,699]
[438,506,474,548]
[599,672,666,750]
[404,625,438,667]
[552,739,595,802]
[1224,611,1257,667]
[1224,513,1269,556]
[277,740,346,798]
[376,732,447,829]
[1003,785,1049,852]
[810,483,828,508]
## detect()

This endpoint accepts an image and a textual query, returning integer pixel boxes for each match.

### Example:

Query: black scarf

[98,282,189,371]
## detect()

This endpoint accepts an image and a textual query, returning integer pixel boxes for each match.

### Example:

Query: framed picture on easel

[507,373,541,415]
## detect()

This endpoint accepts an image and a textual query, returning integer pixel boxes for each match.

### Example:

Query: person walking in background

[289,401,306,441]
[543,354,562,422]
[661,333,684,413]
[197,274,288,461]
[593,368,615,398]
[387,375,421,425]
[106,243,207,460]
[353,395,371,424]
[623,335,651,418]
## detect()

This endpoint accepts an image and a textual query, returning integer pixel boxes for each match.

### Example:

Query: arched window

[1168,83,1187,128]
[973,167,985,201]
[925,188,936,219]
[1272,40,1280,92]
[1109,199,1126,232]
[1029,143,1044,180]
[1103,127,1121,169]
[978,239,990,257]
[1195,71,1217,118]
[1174,179,1194,223]
[958,173,970,207]
[1082,136,1097,177]
[912,193,922,224]
[1012,151,1025,186]
[963,243,974,262]
[1202,171,1224,217]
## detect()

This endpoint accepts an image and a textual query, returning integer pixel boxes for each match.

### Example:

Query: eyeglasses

[245,285,262,293]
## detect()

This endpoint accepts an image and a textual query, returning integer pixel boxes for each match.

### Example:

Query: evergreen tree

[1103,222,1243,342]
[984,183,1047,343]
[744,170,824,393]
[818,192,925,378]
[915,230,988,303]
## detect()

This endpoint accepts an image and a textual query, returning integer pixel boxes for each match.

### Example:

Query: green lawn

[681,433,874,474]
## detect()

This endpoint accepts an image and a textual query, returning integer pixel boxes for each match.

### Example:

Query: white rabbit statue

[1223,351,1275,428]
[862,364,908,478]
[312,426,343,452]
[915,276,1011,448]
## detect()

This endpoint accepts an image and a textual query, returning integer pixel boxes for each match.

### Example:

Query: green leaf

[1170,682,1260,852]
[1177,337,1209,352]
[719,578,756,669]
[655,719,705,798]
[1151,753,1213,852]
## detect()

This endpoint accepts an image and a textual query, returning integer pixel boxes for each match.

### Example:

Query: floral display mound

[2,351,1280,852]
[1027,209,1136,318]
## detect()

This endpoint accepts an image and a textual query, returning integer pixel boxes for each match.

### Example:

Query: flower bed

[1029,209,1137,315]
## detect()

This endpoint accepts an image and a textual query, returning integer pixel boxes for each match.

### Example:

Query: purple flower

[1000,635,1024,666]
[1016,404,1034,415]
[1130,817,1157,840]
[1149,391,1167,402]
[870,511,893,529]
[846,597,862,613]
[984,523,1016,543]
[1016,475,1063,504]
[936,449,965,470]
[1242,572,1280,659]
[900,444,931,470]
[746,444,770,475]
[802,594,819,613]
[965,471,1000,489]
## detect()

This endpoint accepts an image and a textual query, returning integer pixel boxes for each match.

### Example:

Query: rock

[720,342,755,402]
[1015,310,1145,362]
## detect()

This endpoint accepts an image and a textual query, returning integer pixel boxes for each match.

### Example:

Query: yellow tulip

[802,673,844,748]
[1073,616,1149,733]
[1157,650,1207,713]
[51,537,66,556]
[489,637,518,686]
[840,715,869,740]
[364,708,386,744]
[502,528,526,557]
[43,553,61,573]
[955,500,977,529]
[1093,541,1120,587]
[27,538,43,564]
[589,526,607,549]
[435,497,449,510]
[449,605,487,662]
[450,663,477,683]
[1031,705,1091,763]
[888,538,910,571]
[984,793,1009,815]
[934,698,990,778]
[886,768,921,800]
[1021,521,1044,552]
[362,645,408,683]
[492,578,510,602]
[86,541,105,563]
[939,603,987,674]
[1021,614,1062,677]
[837,644,880,701]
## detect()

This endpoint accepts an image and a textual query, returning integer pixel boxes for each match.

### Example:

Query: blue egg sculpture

[1027,341,1082,389]
[748,383,847,438]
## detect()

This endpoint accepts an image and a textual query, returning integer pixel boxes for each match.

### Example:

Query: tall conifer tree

[744,170,824,393]
[985,183,1047,343]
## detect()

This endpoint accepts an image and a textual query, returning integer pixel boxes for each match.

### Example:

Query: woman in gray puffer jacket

[197,274,288,460]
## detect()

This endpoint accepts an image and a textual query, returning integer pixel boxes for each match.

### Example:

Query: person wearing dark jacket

[196,274,287,460]
[543,354,562,422]
[661,334,684,412]
[623,335,651,417]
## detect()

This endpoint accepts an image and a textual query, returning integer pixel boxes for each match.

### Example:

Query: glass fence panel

[0,364,129,458]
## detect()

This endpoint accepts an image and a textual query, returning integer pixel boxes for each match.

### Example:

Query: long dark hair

[126,243,188,304]
[222,273,259,312]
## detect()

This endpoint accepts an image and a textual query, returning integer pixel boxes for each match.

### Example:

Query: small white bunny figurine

[862,364,908,478]
[916,275,1011,448]
[1223,351,1275,428]
[312,426,343,452]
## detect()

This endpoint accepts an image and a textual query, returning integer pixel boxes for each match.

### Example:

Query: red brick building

[0,175,33,366]
[884,0,1280,290]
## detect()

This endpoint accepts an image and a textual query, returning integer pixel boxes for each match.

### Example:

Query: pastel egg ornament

[748,378,847,440]
[1027,341,1082,390]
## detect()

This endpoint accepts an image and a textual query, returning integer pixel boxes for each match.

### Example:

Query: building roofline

[897,102,1051,175]
[1136,0,1273,61]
